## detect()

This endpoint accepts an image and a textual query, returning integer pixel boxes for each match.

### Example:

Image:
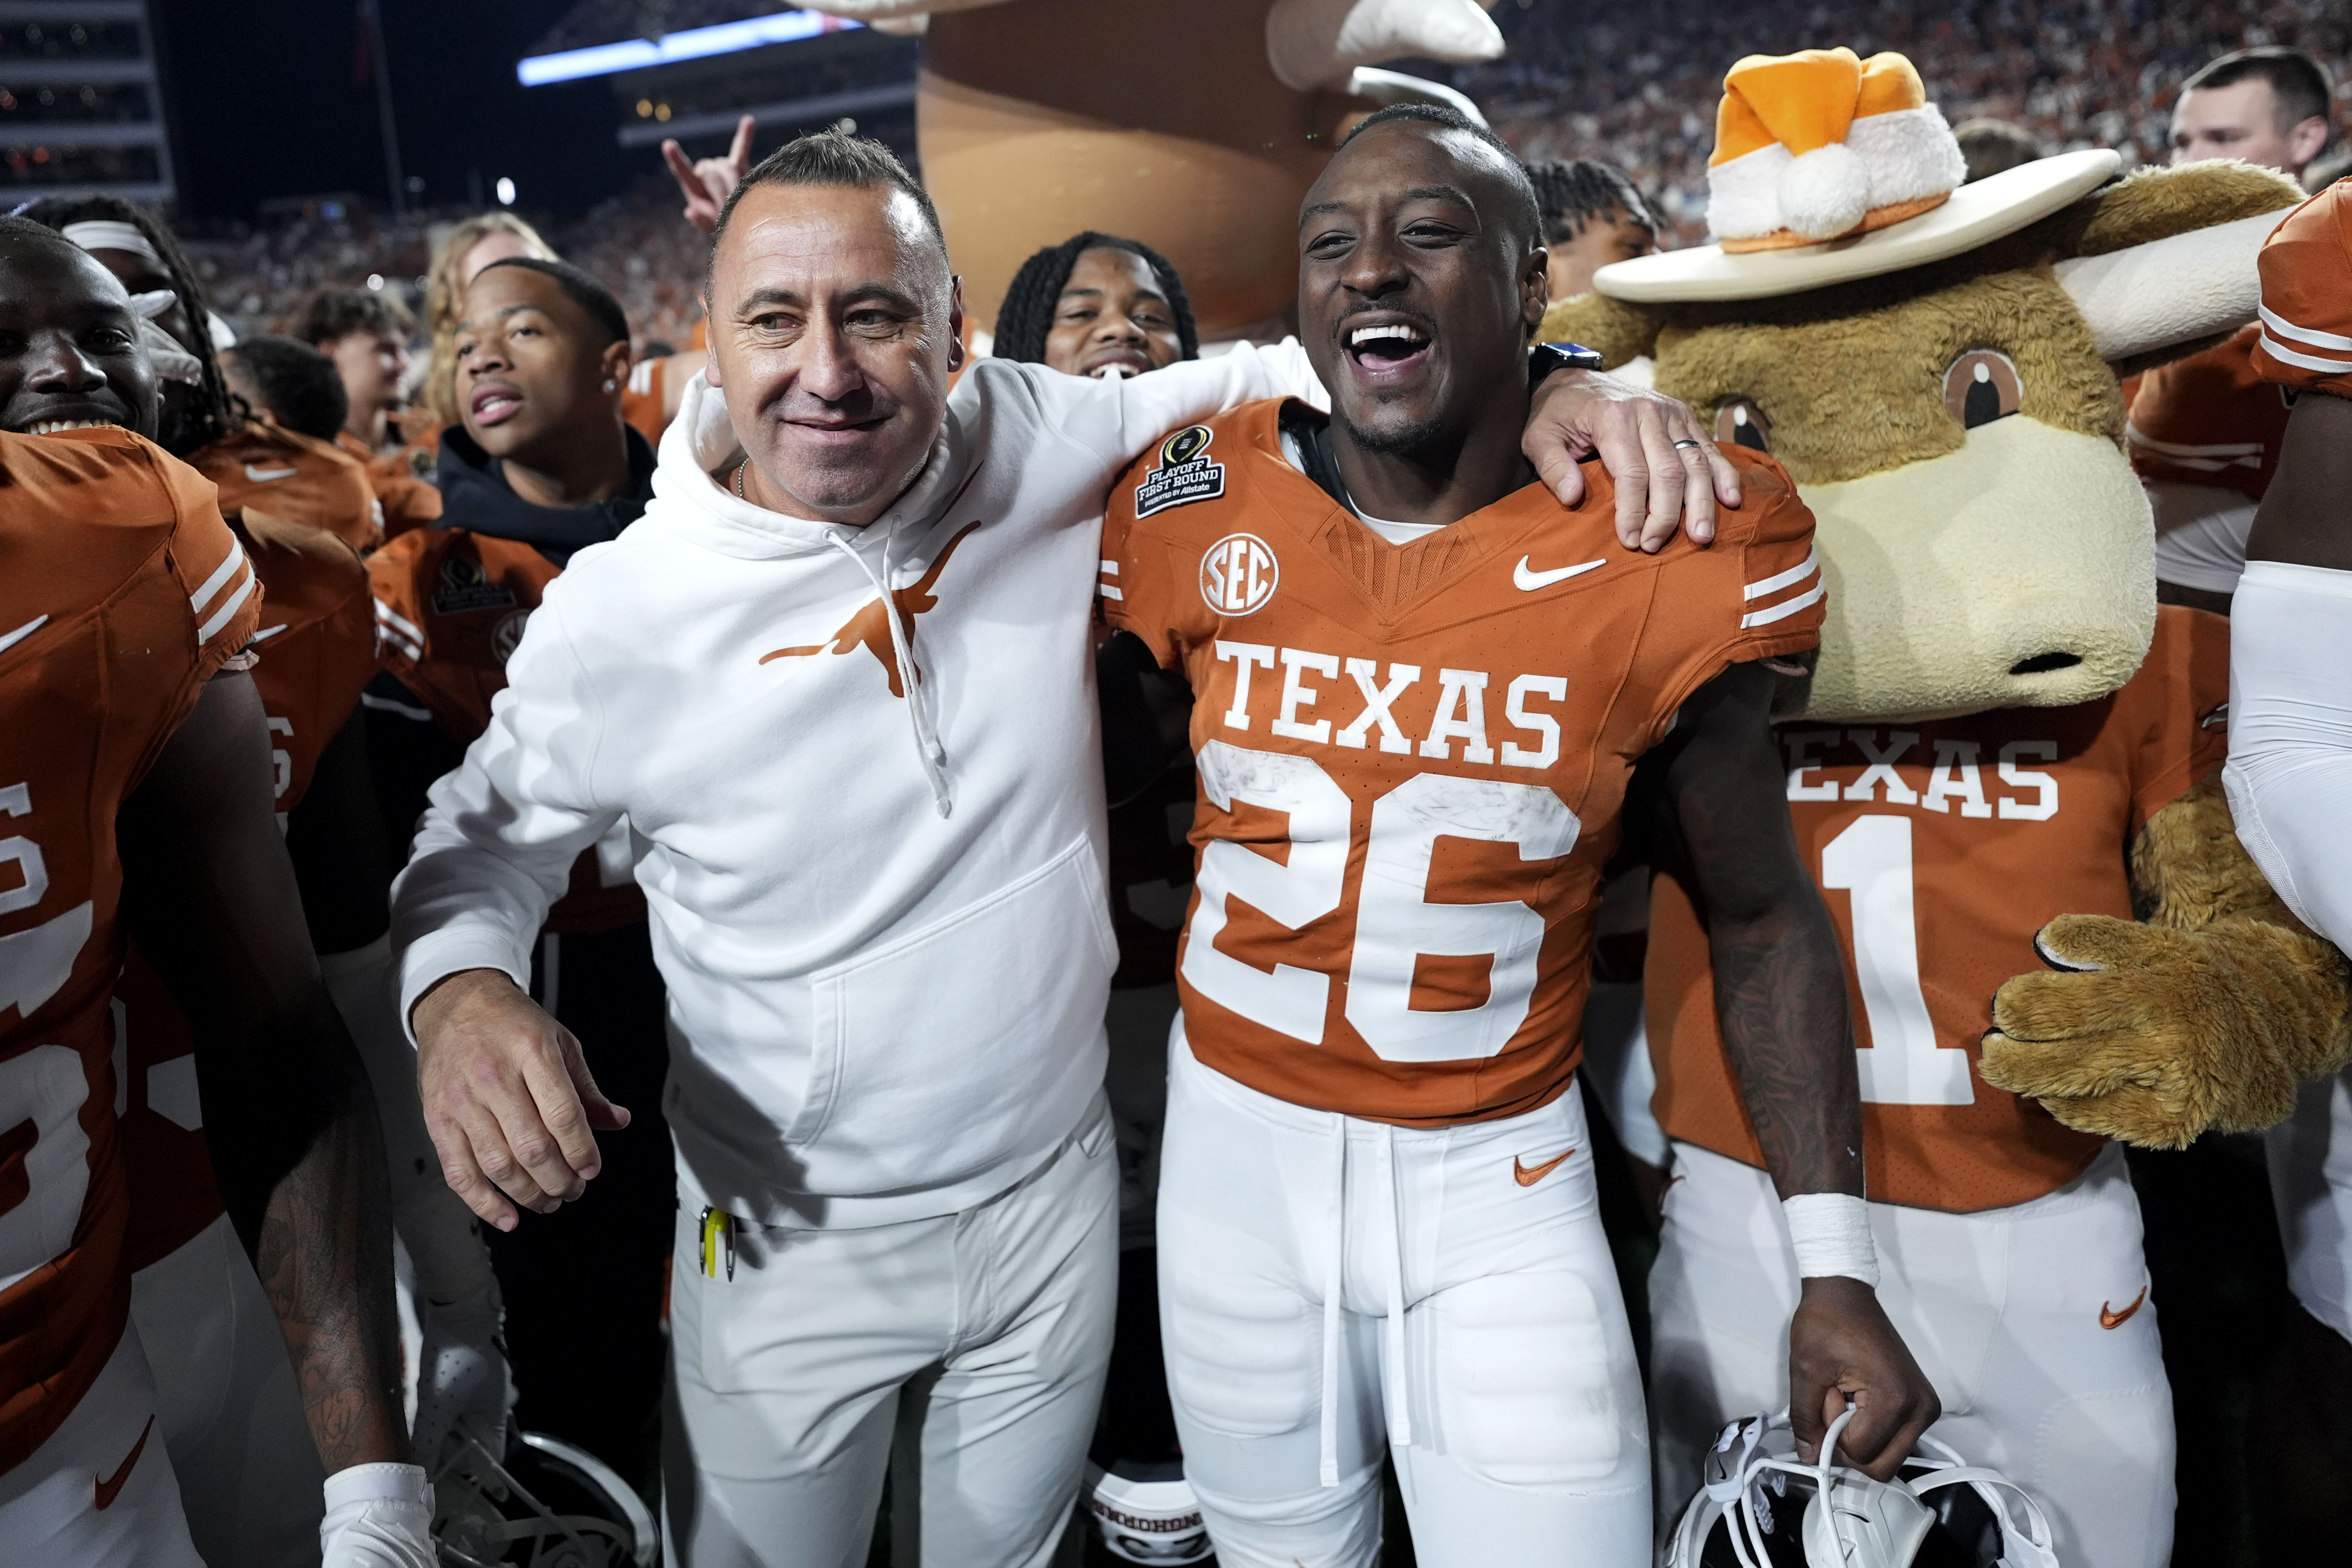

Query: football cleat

[432,1431,657,1568]
[1665,1408,2059,1568]
[1083,1460,1213,1565]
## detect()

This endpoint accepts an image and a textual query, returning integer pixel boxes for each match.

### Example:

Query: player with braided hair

[18,194,242,455]
[1524,158,1661,303]
[994,230,1199,371]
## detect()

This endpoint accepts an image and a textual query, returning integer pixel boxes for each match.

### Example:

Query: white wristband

[1782,1193,1880,1287]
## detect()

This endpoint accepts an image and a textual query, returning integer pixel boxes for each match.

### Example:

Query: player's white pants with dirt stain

[662,1092,1118,1568]
[1650,1140,2174,1568]
[131,1210,325,1568]
[2266,1066,2352,1345]
[1156,1029,1650,1568]
[0,1319,200,1568]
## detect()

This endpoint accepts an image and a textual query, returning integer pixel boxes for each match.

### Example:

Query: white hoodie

[391,351,1322,1229]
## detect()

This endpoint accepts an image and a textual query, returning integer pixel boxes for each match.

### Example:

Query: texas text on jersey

[369,526,642,932]
[2252,180,2352,398]
[190,419,382,555]
[1647,606,2230,1211]
[1102,400,1824,1128]
[0,427,261,1467]
[118,513,378,1274]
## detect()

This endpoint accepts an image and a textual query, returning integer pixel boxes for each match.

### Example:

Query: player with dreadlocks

[27,200,507,1565]
[996,229,1211,1559]
[1525,158,1661,302]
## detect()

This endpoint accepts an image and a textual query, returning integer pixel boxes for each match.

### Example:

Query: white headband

[60,219,165,271]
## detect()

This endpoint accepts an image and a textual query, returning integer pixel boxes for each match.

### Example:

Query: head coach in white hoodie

[390,130,1741,1567]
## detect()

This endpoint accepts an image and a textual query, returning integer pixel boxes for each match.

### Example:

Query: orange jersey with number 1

[0,428,260,1469]
[1646,606,2230,1212]
[1103,400,1824,1127]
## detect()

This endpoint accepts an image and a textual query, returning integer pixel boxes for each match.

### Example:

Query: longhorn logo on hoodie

[759,522,982,698]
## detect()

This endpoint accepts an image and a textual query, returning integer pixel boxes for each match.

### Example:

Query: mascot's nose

[2009,651,2084,674]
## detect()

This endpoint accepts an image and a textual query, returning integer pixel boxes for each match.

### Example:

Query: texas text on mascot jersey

[1540,42,2348,1568]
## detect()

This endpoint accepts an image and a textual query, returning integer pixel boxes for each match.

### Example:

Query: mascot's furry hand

[1981,913,2352,1148]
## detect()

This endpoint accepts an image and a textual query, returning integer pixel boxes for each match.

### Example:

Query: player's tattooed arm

[1646,660,1939,1479]
[1650,661,1862,1198]
[116,673,410,1473]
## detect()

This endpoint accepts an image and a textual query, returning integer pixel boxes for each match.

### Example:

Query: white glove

[399,1186,514,1478]
[320,1463,435,1568]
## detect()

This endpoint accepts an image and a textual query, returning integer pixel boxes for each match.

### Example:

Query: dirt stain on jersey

[760,522,982,697]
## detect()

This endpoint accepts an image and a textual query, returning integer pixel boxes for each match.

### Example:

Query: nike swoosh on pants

[94,1416,155,1510]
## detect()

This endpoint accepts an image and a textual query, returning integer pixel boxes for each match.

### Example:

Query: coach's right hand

[411,968,631,1230]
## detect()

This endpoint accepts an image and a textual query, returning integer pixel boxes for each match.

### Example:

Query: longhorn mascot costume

[1537,46,2351,1568]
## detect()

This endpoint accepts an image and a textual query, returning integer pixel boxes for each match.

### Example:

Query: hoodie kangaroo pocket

[794,837,1116,1195]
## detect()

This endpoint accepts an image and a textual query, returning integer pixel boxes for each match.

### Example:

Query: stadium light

[516,10,858,87]
[496,177,517,207]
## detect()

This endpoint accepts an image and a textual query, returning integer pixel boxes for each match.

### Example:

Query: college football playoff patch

[1134,425,1225,518]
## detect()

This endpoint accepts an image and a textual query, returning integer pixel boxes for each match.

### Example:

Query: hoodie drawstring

[819,527,953,817]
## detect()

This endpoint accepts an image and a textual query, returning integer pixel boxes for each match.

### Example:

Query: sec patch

[1200,533,1279,616]
[1135,425,1226,518]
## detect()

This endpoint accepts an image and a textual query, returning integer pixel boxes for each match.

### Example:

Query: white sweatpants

[1650,1140,2174,1568]
[1156,1032,1650,1568]
[0,1321,200,1568]
[131,1212,324,1568]
[2266,1066,2352,1344]
[663,1093,1119,1568]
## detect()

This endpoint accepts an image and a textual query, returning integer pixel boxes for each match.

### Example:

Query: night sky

[151,0,698,221]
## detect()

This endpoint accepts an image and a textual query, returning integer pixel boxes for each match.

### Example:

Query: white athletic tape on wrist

[1782,1192,1881,1287]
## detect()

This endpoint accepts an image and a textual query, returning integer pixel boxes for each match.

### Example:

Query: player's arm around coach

[400,133,1740,1232]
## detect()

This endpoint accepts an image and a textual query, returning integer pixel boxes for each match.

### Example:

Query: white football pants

[1156,1030,1650,1568]
[1650,1140,2174,1568]
[131,1211,324,1568]
[663,1093,1118,1568]
[0,1320,200,1568]
[2266,1066,2352,1344]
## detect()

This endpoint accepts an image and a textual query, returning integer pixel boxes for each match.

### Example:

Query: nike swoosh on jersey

[243,463,300,482]
[1512,1147,1575,1186]
[94,1416,154,1510]
[1514,557,1606,591]
[0,615,47,655]
[2099,1284,2149,1330]
[0,899,93,1019]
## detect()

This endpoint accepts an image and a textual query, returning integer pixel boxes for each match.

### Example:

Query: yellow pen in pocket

[698,1205,735,1281]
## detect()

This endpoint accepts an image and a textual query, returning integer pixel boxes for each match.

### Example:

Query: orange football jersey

[1648,606,2230,1213]
[193,419,382,553]
[339,429,443,537]
[2127,326,2291,501]
[369,527,643,934]
[2252,181,2352,398]
[0,427,260,1468]
[1103,401,1824,1126]
[119,511,378,1272]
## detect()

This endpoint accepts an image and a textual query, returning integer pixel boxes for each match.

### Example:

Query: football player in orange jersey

[367,254,671,1487]
[1101,106,1935,1563]
[32,200,384,557]
[2217,176,2352,1558]
[2127,47,2335,617]
[0,217,426,1565]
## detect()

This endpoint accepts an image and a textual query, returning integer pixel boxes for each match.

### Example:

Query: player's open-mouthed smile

[10,403,126,436]
[1338,309,1436,390]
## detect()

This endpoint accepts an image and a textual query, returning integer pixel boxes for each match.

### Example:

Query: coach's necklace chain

[731,459,749,500]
